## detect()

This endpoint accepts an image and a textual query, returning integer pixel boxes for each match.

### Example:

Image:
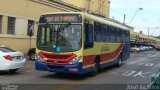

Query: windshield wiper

[54,23,71,51]
[57,23,71,32]
[56,23,71,40]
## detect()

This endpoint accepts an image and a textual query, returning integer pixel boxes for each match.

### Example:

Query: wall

[0,0,69,54]
[61,0,110,17]
[0,0,110,54]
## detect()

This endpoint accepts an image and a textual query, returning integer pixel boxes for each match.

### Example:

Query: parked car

[0,45,26,73]
[130,46,140,52]
[155,45,160,51]
[148,46,153,50]
[138,46,145,52]
[141,46,149,51]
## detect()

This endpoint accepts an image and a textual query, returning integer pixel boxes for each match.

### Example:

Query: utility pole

[148,28,150,37]
[88,0,91,12]
[123,14,126,24]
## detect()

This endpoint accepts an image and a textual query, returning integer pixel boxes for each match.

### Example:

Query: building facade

[0,0,110,54]
[61,0,110,16]
[130,30,158,45]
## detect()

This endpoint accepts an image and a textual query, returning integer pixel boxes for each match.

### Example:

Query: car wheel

[9,69,18,73]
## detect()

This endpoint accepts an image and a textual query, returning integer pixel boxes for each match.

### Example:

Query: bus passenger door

[83,20,95,67]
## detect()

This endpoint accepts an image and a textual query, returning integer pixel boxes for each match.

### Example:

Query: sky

[110,0,160,37]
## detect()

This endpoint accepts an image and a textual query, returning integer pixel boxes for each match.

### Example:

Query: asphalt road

[0,50,160,90]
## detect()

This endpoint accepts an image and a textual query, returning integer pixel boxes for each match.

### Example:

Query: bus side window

[122,30,125,43]
[84,23,94,49]
[125,30,130,43]
[110,27,116,42]
[102,24,109,42]
[117,29,122,43]
[115,28,118,42]
[94,22,102,42]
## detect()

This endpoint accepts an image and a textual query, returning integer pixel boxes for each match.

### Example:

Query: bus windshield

[37,24,82,52]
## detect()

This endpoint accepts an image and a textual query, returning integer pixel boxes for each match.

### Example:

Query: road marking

[149,55,158,58]
[128,52,160,65]
[121,70,136,76]
[121,70,151,78]
[52,51,160,90]
[133,71,150,78]
[126,62,160,68]
[127,61,137,65]
[145,63,154,67]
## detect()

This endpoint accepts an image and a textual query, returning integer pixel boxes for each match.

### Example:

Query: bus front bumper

[35,61,86,74]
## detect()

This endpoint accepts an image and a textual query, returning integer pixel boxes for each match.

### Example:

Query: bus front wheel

[90,59,100,76]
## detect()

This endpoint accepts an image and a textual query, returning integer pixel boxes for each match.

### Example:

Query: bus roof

[41,12,133,31]
[84,13,132,31]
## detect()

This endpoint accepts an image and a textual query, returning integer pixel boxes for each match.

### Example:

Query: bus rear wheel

[116,54,122,67]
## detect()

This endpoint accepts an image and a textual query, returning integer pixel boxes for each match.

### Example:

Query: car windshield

[37,24,82,52]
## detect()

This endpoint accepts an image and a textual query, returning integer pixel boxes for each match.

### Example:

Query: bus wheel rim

[93,63,98,72]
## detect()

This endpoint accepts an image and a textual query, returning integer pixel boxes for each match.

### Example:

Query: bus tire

[90,57,100,76]
[116,54,122,67]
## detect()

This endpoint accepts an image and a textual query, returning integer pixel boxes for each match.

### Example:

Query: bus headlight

[35,54,44,62]
[69,56,82,64]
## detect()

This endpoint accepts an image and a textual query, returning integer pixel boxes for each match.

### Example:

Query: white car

[139,46,146,51]
[148,46,153,50]
[130,47,140,52]
[0,45,26,73]
[144,46,150,51]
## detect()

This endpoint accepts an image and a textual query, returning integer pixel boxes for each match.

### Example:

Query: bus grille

[38,51,76,64]
[43,54,70,59]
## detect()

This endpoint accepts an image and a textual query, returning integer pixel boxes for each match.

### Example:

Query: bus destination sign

[41,14,82,23]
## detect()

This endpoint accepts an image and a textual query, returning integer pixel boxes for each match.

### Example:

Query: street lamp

[124,8,143,24]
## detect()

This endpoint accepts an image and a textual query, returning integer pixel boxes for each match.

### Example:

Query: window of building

[7,17,16,34]
[94,22,102,42]
[28,20,34,36]
[102,24,110,42]
[0,15,2,34]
